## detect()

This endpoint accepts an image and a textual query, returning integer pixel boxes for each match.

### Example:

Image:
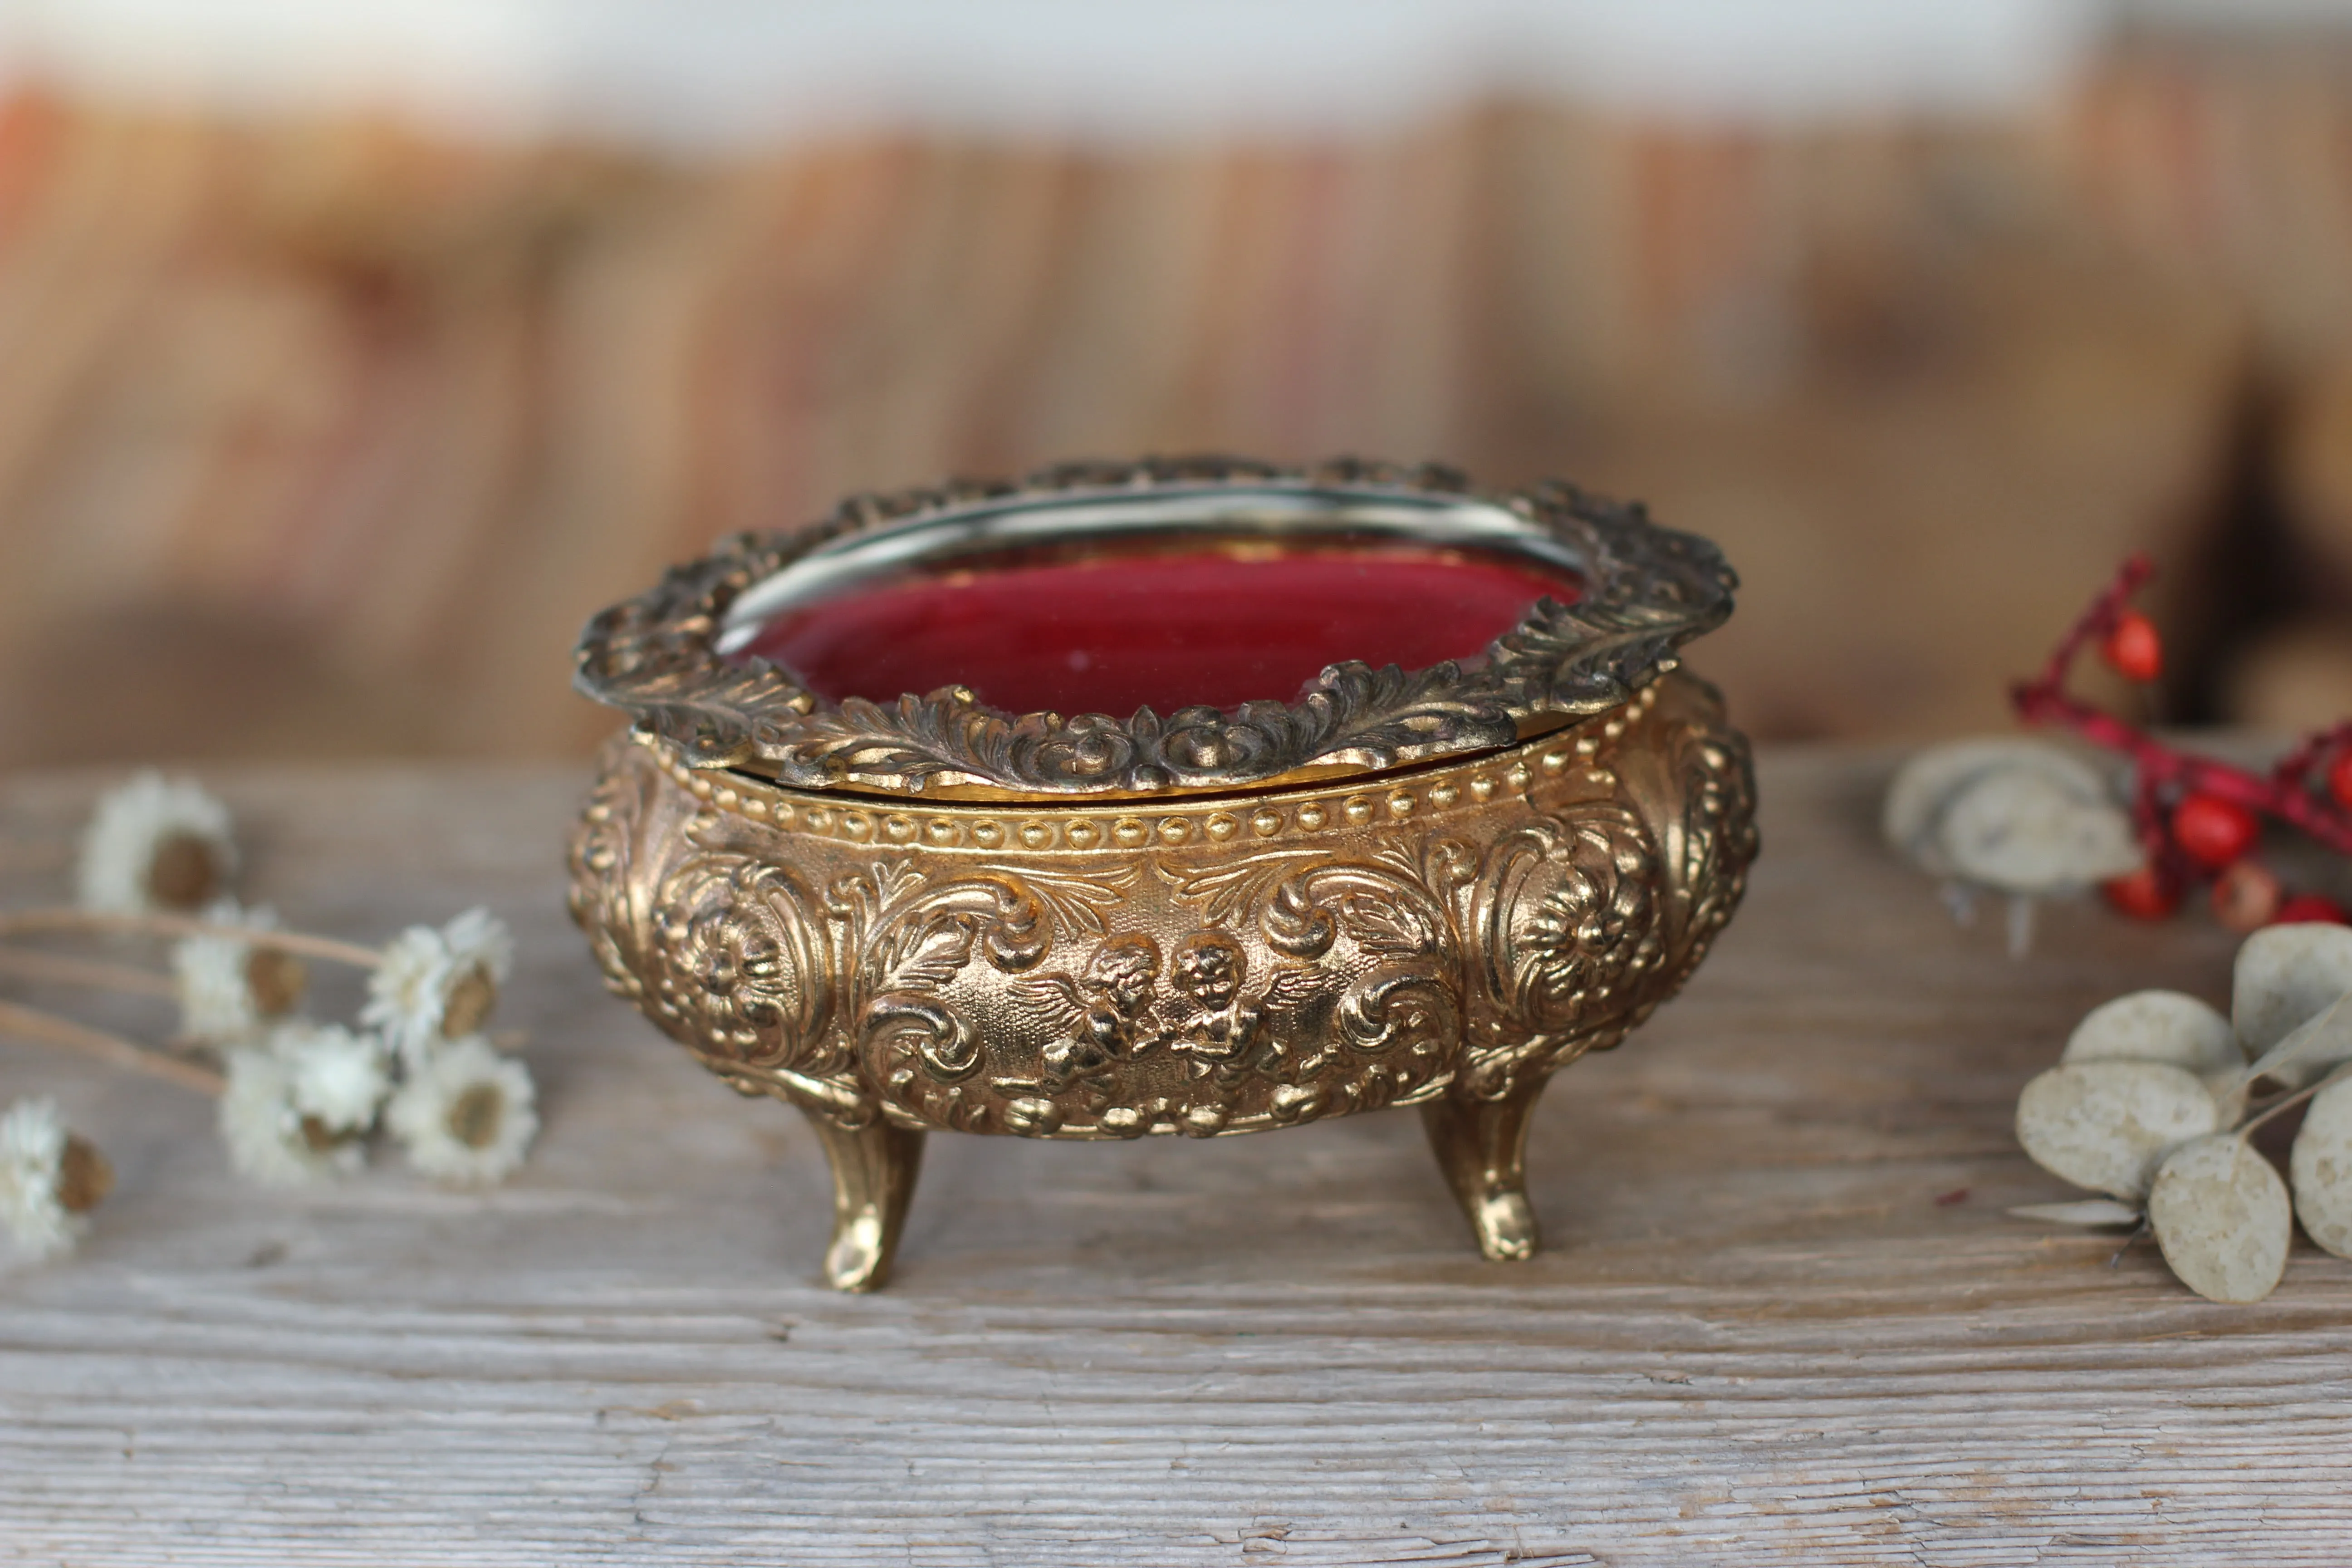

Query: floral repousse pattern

[652,856,834,1077]
[571,457,1739,798]
[566,669,1755,1141]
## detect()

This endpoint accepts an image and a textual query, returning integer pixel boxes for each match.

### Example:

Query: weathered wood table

[2,750,2347,1565]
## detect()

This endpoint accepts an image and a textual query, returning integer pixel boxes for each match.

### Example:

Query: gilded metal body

[568,460,1754,1288]
[568,674,1755,1288]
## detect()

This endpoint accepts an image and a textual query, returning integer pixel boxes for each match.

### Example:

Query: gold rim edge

[573,456,1736,799]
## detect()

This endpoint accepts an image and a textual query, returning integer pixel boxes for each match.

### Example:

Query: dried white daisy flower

[387,1035,537,1187]
[363,908,514,1069]
[77,771,238,915]
[0,1098,111,1260]
[218,1047,364,1187]
[171,902,307,1046]
[273,1021,390,1136]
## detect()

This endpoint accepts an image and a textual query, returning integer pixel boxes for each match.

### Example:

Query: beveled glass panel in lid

[715,487,1586,723]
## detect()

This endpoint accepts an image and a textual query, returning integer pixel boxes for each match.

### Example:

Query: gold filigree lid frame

[573,457,1737,801]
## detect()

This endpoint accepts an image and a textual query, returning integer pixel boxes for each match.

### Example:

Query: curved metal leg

[799,1108,925,1292]
[1420,1078,1548,1262]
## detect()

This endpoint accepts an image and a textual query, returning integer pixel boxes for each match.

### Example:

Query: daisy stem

[0,946,176,998]
[0,909,380,968]
[0,998,225,1095]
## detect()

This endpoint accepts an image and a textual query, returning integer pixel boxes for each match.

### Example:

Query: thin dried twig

[0,946,176,998]
[0,909,380,968]
[0,997,225,1094]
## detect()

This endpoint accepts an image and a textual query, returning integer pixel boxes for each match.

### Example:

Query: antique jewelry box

[568,458,1756,1288]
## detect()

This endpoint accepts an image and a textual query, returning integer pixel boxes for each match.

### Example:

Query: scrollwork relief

[566,749,657,1004]
[566,670,1758,1142]
[1156,850,1464,1119]
[1000,934,1164,1104]
[1669,715,1759,982]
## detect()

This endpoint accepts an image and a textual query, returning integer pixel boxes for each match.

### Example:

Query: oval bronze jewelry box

[568,457,1756,1289]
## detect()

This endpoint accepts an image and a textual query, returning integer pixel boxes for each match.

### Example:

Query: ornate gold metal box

[568,458,1756,1288]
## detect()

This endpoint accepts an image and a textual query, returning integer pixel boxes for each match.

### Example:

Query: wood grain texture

[2,748,2348,1565]
[0,75,2300,769]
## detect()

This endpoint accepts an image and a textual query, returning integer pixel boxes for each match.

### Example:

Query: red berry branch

[2010,554,2352,926]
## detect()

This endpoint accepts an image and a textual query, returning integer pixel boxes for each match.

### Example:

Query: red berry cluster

[2015,556,2352,931]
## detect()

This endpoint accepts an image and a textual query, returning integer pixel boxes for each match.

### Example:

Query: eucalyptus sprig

[2014,923,2352,1302]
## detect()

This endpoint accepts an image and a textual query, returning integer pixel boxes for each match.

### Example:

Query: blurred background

[3,0,2352,769]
